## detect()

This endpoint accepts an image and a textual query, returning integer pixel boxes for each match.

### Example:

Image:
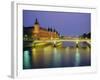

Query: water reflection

[53,48,61,67]
[23,51,32,69]
[75,48,80,66]
[23,43,91,69]
[43,46,53,67]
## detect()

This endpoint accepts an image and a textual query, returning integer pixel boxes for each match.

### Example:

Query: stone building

[32,19,59,40]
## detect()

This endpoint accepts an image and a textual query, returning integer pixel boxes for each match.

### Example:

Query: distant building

[23,19,59,40]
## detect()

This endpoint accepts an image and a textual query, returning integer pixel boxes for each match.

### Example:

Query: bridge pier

[53,41,57,47]
[75,40,79,48]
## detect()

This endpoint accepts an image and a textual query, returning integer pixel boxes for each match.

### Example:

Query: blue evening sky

[23,10,91,36]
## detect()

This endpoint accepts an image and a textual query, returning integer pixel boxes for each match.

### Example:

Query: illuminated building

[32,19,59,40]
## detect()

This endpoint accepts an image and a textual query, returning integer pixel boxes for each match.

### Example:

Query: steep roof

[34,18,39,25]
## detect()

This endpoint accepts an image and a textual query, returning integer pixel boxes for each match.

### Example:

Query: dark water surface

[23,42,91,69]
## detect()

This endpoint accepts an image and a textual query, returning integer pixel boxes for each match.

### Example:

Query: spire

[35,18,39,25]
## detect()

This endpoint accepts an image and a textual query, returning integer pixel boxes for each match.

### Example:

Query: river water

[23,42,91,69]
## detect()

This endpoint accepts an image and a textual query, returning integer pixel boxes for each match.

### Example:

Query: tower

[33,18,40,34]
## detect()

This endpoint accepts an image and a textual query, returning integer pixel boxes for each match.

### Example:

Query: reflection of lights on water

[32,48,37,61]
[65,47,69,54]
[53,48,61,66]
[23,51,31,69]
[23,45,90,69]
[86,47,90,52]
[43,46,52,66]
[32,48,36,62]
[32,48,36,54]
[44,46,52,53]
[32,48,37,64]
[54,47,57,53]
[75,48,80,66]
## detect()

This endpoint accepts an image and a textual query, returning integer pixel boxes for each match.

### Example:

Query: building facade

[32,19,59,40]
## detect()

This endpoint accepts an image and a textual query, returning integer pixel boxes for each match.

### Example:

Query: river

[23,42,91,69]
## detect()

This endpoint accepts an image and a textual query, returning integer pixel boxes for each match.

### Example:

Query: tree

[87,32,91,38]
[83,33,87,38]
